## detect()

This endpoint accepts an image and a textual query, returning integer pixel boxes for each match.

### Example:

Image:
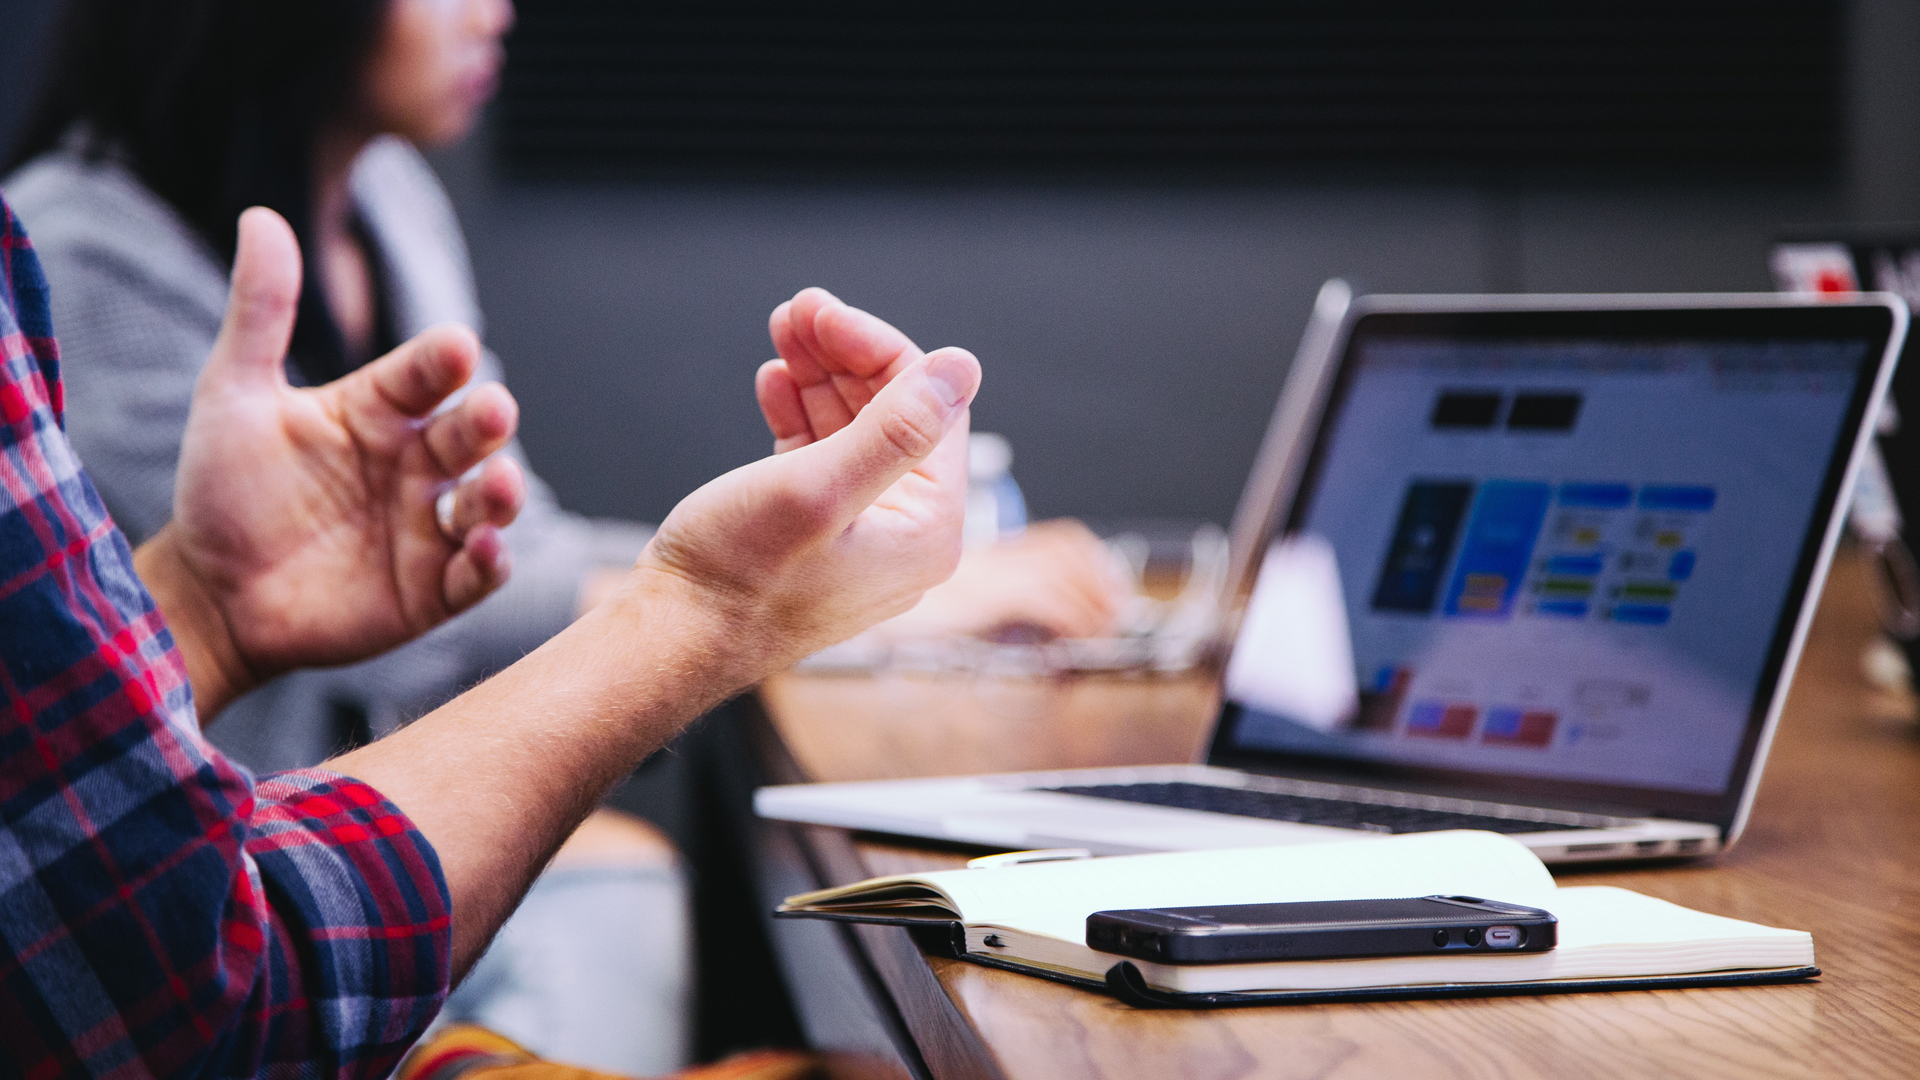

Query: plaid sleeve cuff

[245,769,453,1079]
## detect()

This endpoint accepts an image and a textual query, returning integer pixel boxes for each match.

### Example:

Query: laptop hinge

[1221,758,1664,821]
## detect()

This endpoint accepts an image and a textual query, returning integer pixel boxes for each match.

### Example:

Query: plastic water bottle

[964,433,1027,547]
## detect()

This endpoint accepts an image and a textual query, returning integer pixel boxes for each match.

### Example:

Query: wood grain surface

[761,669,1218,783]
[760,551,1920,1079]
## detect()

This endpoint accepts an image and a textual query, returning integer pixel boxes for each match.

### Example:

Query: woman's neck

[313,125,378,363]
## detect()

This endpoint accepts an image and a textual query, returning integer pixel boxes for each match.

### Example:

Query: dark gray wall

[0,0,58,155]
[441,164,1846,528]
[4,0,1918,528]
[441,1,1919,528]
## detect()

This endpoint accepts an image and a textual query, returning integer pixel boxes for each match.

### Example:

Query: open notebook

[777,832,1816,1005]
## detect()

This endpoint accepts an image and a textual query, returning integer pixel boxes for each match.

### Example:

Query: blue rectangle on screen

[1557,483,1632,508]
[1407,701,1446,730]
[1483,708,1524,736]
[1442,480,1552,619]
[1611,604,1673,625]
[1545,554,1604,576]
[1638,486,1717,511]
[1669,550,1696,580]
[1536,600,1590,618]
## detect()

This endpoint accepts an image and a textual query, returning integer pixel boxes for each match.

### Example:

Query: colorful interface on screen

[1224,336,1867,794]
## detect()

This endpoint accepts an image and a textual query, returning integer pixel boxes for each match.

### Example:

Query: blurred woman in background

[4,0,1124,1071]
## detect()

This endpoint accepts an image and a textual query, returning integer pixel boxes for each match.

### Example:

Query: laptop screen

[1211,304,1897,823]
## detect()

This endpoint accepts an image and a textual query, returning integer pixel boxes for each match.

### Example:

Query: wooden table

[744,552,1920,1080]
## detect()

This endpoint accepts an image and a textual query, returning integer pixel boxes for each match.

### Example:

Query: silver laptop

[757,285,1907,864]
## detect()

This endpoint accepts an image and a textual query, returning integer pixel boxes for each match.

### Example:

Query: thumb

[789,347,980,516]
[203,207,302,393]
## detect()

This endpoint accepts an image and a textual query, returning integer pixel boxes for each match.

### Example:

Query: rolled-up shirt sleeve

[235,771,452,1077]
[2,740,451,1080]
[0,198,450,1079]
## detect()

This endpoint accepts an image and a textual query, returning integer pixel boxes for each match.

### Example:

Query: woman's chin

[407,104,482,148]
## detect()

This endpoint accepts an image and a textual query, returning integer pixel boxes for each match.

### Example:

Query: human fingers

[772,292,860,435]
[755,359,814,452]
[1025,518,1106,547]
[994,589,1110,640]
[444,455,526,536]
[995,558,1119,638]
[899,546,1113,641]
[1026,569,1122,636]
[784,291,924,440]
[831,372,878,414]
[422,380,519,478]
[356,324,486,420]
[442,524,512,614]
[774,285,922,389]
[200,207,302,394]
[812,298,923,382]
[1025,521,1133,616]
[768,289,836,386]
[1039,574,1124,637]
[774,347,980,522]
[796,379,857,440]
[912,412,975,526]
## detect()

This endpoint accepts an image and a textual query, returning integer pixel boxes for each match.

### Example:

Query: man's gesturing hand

[632,290,980,682]
[755,286,927,451]
[138,207,526,718]
[328,290,971,966]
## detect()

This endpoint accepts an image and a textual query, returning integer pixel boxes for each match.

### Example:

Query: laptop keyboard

[1042,781,1595,835]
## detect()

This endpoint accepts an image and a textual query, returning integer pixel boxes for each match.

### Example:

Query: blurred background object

[964,432,1026,547]
[798,518,1228,677]
[3,0,1918,533]
[1773,227,1920,709]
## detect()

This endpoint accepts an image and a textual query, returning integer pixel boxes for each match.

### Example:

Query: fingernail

[925,350,977,408]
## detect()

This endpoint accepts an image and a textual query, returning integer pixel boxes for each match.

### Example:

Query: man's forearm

[322,315,978,977]
[326,565,753,975]
[133,525,257,723]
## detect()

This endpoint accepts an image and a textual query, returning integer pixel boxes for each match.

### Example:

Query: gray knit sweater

[4,135,651,772]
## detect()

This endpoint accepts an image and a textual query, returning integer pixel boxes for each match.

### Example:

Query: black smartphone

[1086,895,1557,964]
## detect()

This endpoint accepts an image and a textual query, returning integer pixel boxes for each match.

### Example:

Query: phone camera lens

[1432,929,1449,947]
[1464,927,1484,947]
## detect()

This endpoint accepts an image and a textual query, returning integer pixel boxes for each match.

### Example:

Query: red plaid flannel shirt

[0,199,451,1078]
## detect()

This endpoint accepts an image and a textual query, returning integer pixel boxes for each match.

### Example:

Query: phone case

[1086,895,1557,964]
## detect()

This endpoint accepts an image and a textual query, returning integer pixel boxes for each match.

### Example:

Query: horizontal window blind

[496,2,1842,178]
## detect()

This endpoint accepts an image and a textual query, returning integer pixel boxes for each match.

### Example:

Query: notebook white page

[783,831,1812,993]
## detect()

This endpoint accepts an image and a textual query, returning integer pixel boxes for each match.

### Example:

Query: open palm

[169,208,525,679]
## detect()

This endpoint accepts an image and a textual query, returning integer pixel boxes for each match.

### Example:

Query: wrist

[133,526,259,721]
[604,560,781,695]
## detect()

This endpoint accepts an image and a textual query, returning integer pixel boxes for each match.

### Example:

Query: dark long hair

[7,0,391,384]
